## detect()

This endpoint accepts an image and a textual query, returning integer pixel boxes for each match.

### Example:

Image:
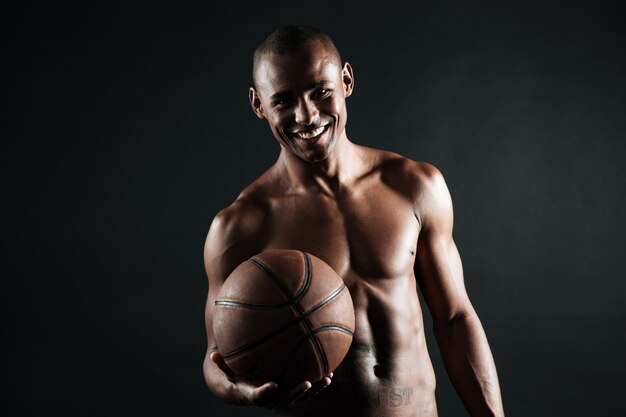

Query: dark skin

[203,41,505,416]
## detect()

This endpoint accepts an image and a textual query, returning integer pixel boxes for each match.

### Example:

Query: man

[203,25,505,417]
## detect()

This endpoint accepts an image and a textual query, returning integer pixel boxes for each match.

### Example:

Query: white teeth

[295,125,325,139]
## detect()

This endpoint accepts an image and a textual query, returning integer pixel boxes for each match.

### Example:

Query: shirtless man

[203,26,505,417]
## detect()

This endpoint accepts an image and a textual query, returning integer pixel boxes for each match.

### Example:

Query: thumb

[249,381,279,407]
[255,381,279,395]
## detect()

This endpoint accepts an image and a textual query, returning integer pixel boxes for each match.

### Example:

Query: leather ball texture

[213,249,355,389]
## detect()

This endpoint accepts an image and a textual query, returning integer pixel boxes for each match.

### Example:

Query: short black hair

[252,25,342,86]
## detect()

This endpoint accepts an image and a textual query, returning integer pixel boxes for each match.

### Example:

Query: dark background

[5,1,625,416]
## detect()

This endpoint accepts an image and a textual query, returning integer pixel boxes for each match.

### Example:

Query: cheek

[267,114,286,131]
[272,111,293,127]
[327,97,345,116]
[267,115,293,143]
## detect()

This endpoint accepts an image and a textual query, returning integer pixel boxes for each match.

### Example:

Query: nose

[294,98,319,126]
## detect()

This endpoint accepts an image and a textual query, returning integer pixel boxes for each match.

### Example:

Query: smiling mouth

[292,124,330,140]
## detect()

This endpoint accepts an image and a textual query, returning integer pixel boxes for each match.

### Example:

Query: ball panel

[218,260,289,306]
[279,336,325,389]
[313,329,355,375]
[223,320,310,384]
[296,254,345,312]
[305,286,356,331]
[251,250,308,299]
[213,305,298,357]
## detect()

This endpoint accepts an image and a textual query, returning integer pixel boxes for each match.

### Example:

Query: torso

[236,147,438,417]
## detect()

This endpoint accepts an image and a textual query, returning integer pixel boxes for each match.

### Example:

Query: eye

[273,97,294,108]
[312,88,331,100]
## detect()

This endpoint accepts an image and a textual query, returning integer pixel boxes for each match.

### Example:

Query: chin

[297,141,336,163]
[303,136,339,163]
[303,152,330,163]
[287,145,327,163]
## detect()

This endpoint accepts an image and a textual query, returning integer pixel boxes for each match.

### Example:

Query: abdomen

[279,274,438,417]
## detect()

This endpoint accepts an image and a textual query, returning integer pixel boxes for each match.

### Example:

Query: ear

[249,87,265,119]
[341,62,354,98]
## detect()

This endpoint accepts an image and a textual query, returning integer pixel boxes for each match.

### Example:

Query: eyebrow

[269,80,334,101]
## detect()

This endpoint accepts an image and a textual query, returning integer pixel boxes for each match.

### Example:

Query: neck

[277,133,362,195]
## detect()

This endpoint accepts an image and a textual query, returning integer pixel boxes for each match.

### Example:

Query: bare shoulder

[204,183,272,282]
[379,151,441,185]
[356,146,452,231]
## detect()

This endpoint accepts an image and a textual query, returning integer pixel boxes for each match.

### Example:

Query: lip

[290,124,330,142]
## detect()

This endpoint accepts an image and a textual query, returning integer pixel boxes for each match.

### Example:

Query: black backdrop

[5,1,625,416]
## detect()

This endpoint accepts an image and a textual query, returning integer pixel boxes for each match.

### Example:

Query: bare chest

[263,184,420,281]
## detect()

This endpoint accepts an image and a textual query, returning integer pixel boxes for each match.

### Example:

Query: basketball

[213,249,355,389]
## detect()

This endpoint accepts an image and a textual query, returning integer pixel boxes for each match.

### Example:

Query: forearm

[434,312,504,417]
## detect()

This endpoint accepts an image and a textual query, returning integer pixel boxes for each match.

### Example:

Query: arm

[202,200,327,407]
[414,165,505,417]
[202,201,274,405]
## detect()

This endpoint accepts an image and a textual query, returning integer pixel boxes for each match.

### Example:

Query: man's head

[252,26,343,87]
[249,26,354,163]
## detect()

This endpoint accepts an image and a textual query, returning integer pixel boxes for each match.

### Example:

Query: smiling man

[203,25,505,417]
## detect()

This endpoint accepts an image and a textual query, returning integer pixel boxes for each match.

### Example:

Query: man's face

[250,42,354,163]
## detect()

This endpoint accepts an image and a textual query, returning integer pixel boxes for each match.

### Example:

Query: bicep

[203,218,229,350]
[203,203,268,347]
[416,231,472,323]
[414,167,473,323]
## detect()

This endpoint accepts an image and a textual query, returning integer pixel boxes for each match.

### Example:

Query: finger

[275,381,312,408]
[313,376,332,389]
[297,376,332,402]
[209,351,237,379]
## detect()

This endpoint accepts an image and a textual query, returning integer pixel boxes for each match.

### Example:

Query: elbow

[435,303,477,325]
[432,306,479,336]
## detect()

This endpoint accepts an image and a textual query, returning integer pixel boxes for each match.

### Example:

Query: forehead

[255,43,342,94]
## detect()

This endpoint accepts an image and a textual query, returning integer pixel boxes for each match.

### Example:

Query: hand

[210,351,330,408]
